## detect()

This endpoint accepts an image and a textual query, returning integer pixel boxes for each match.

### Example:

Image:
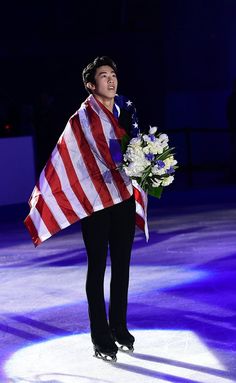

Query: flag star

[133,122,138,128]
[126,100,133,107]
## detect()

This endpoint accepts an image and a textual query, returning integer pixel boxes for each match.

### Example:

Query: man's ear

[86,82,95,91]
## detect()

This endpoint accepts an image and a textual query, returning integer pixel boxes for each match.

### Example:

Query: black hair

[82,56,117,93]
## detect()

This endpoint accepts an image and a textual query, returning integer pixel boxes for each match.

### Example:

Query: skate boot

[110,326,135,352]
[92,332,118,362]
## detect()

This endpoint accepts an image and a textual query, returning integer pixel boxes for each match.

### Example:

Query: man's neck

[94,95,114,113]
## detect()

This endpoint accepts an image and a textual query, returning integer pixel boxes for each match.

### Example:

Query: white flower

[149,126,158,134]
[152,179,162,187]
[158,133,169,148]
[143,133,157,144]
[159,133,168,142]
[124,146,144,162]
[142,146,150,154]
[124,162,147,177]
[163,158,171,169]
[153,143,164,154]
[162,176,174,186]
[143,134,150,142]
[152,165,165,176]
[129,137,142,146]
[169,155,178,166]
[143,142,163,155]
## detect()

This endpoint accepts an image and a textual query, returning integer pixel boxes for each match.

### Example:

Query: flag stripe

[133,180,149,241]
[86,101,131,201]
[44,159,79,224]
[71,115,114,207]
[78,106,133,204]
[86,101,115,169]
[135,213,145,231]
[36,194,61,234]
[57,137,93,216]
[38,172,71,228]
[133,185,145,211]
[24,215,42,247]
[30,205,53,244]
[95,97,126,139]
[63,121,104,210]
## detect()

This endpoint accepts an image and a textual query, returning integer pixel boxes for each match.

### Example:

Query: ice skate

[92,332,118,362]
[111,326,135,352]
[93,346,117,362]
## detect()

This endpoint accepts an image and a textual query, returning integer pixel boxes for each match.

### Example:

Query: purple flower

[145,153,155,161]
[155,160,165,168]
[166,166,175,174]
[149,134,156,142]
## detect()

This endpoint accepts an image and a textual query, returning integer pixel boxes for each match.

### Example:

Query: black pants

[81,196,136,337]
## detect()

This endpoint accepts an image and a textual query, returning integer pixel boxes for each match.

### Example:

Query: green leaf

[121,134,130,154]
[156,147,175,161]
[147,185,163,199]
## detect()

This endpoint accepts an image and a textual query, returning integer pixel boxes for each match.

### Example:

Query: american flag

[114,94,140,138]
[24,95,148,246]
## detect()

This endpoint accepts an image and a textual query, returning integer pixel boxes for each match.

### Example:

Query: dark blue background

[1,0,235,188]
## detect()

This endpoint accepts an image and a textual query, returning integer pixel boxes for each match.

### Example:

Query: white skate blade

[118,344,134,353]
[93,350,117,362]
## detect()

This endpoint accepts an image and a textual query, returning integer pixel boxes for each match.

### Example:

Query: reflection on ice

[4,330,233,383]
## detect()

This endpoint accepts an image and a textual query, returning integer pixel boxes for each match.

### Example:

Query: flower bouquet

[121,126,178,198]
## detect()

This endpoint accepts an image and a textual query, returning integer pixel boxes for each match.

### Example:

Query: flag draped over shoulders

[24,94,148,246]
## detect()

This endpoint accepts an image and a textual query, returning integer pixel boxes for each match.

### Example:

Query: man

[80,56,136,361]
[25,56,147,362]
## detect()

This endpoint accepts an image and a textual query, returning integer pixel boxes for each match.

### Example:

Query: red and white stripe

[132,180,149,242]
[24,95,148,246]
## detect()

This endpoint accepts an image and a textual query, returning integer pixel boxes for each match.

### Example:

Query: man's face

[88,65,118,100]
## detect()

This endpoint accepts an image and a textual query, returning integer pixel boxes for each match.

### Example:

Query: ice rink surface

[0,187,236,382]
